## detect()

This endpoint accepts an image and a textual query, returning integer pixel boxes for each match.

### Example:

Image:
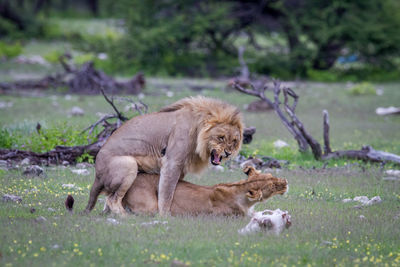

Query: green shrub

[74,53,96,65]
[0,42,23,59]
[43,50,64,64]
[348,82,376,96]
[306,69,340,82]
[76,152,95,164]
[0,123,98,153]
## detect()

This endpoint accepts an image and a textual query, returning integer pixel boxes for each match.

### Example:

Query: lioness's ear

[246,189,262,201]
[243,165,260,177]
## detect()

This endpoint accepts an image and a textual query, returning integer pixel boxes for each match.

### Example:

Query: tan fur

[85,96,243,216]
[122,166,288,216]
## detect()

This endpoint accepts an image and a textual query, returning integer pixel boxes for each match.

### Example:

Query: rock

[383,177,400,181]
[321,241,333,246]
[70,106,85,116]
[71,169,90,176]
[51,244,61,250]
[350,196,382,206]
[0,160,8,170]
[166,91,174,97]
[359,215,366,220]
[20,158,30,166]
[14,55,49,66]
[75,163,89,169]
[62,184,77,189]
[385,170,400,177]
[2,194,22,203]
[0,101,13,109]
[274,140,289,149]
[48,208,56,212]
[375,106,400,116]
[62,161,70,166]
[342,198,353,203]
[211,165,224,172]
[97,53,108,60]
[365,196,382,206]
[140,220,168,227]
[170,260,190,267]
[23,165,45,177]
[107,218,119,225]
[35,216,47,223]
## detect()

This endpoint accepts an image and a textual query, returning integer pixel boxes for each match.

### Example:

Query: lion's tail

[84,179,103,213]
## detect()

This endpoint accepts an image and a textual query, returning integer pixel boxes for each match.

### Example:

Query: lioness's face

[207,124,242,165]
[247,176,288,202]
[261,177,288,200]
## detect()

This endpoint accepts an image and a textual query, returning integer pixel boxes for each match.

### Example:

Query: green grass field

[1,79,400,266]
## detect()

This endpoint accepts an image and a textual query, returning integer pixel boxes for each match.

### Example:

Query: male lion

[122,166,288,216]
[85,96,243,216]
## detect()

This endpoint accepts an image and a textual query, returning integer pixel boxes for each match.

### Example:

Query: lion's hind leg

[106,156,138,216]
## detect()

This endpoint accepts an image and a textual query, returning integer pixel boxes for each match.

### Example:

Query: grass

[0,166,399,266]
[1,80,400,266]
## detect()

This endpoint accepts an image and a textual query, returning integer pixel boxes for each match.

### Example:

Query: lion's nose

[225,150,231,157]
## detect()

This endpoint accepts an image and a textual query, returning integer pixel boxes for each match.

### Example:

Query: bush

[0,123,97,153]
[348,82,376,96]
[0,41,22,59]
[43,50,64,64]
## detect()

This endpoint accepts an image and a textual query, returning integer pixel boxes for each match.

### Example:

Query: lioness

[85,96,243,216]
[122,166,288,216]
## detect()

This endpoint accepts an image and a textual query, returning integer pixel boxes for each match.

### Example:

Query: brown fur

[122,166,288,216]
[85,96,243,216]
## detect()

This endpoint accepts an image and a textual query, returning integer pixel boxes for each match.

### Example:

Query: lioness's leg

[106,156,138,216]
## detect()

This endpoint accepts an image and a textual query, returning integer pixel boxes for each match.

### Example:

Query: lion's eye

[218,136,225,142]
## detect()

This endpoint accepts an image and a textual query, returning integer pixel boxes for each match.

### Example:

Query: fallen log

[322,146,400,165]
[0,55,145,95]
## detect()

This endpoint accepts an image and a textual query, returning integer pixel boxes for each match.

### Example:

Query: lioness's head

[243,166,288,202]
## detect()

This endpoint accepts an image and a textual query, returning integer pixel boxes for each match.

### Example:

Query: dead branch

[323,110,332,154]
[234,82,309,152]
[234,80,400,166]
[243,127,256,144]
[100,87,128,121]
[282,87,322,159]
[115,97,148,115]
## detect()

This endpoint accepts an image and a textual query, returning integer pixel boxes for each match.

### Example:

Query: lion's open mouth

[211,149,222,165]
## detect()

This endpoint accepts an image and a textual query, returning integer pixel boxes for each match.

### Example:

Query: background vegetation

[1,0,400,80]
